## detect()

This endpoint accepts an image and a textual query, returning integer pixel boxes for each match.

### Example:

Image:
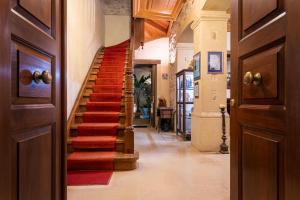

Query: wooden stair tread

[83,92,123,97]
[68,151,138,162]
[75,112,125,117]
[79,102,125,106]
[70,123,125,130]
[68,137,124,144]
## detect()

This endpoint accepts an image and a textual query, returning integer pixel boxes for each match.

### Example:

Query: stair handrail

[123,37,135,154]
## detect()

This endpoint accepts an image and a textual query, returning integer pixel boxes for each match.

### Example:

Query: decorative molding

[191,111,229,118]
[191,11,230,30]
[134,59,161,64]
[176,42,194,49]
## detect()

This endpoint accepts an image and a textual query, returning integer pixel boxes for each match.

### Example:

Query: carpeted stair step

[81,111,122,123]
[67,151,139,171]
[85,82,124,89]
[98,67,124,73]
[97,72,124,79]
[101,59,126,62]
[95,78,124,85]
[93,85,123,93]
[75,111,125,124]
[89,93,122,102]
[67,151,115,171]
[71,136,116,149]
[68,137,125,152]
[70,123,125,137]
[85,102,123,112]
[76,123,119,136]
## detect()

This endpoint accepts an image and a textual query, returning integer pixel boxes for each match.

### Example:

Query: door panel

[13,126,53,200]
[242,0,278,30]
[12,41,53,101]
[12,0,54,35]
[19,0,52,27]
[241,45,283,101]
[232,0,300,199]
[0,0,63,199]
[242,129,283,200]
[241,0,284,35]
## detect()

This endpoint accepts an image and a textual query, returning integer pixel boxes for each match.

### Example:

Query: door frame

[62,0,67,198]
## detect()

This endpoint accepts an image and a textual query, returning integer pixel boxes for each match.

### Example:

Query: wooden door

[231,0,300,199]
[0,0,64,199]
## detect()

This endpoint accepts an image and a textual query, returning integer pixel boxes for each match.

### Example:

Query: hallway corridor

[68,128,230,200]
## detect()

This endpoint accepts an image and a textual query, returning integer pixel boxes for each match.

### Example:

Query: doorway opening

[175,23,194,140]
[133,63,157,128]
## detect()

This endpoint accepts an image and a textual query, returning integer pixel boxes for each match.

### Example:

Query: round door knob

[253,72,262,86]
[33,70,52,84]
[243,71,253,86]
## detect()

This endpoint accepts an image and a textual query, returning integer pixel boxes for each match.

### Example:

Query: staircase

[67,40,138,185]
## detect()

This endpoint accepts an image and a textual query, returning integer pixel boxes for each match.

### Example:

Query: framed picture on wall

[193,52,201,80]
[208,51,223,73]
[194,82,199,98]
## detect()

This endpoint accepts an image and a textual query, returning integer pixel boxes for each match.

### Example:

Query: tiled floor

[68,128,230,200]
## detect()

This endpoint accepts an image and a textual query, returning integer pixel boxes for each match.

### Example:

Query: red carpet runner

[67,41,129,186]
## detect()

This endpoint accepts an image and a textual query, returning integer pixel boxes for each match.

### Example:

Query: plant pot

[143,108,150,119]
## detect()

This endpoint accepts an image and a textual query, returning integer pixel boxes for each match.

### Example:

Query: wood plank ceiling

[133,0,185,42]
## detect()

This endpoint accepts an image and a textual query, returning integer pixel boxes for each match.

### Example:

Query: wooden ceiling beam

[167,21,173,36]
[133,0,185,21]
[134,10,175,21]
[145,19,168,34]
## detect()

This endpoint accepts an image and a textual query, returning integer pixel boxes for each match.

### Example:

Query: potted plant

[142,96,152,119]
[134,74,150,117]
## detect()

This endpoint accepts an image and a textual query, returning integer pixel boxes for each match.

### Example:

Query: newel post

[124,41,134,154]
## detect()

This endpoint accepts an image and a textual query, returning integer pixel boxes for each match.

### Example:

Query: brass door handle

[230,99,235,107]
[33,70,52,84]
[253,72,262,86]
[243,71,262,86]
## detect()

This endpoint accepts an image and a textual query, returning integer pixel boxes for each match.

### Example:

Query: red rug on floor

[67,40,129,186]
[68,171,113,186]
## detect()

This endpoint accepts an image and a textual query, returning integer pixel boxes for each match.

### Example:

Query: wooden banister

[123,37,135,154]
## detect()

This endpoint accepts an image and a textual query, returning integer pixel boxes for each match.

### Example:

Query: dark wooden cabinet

[176,69,194,140]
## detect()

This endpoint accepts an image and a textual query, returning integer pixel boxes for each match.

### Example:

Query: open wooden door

[231,0,300,199]
[0,0,64,199]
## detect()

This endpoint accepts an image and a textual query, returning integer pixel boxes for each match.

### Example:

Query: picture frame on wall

[194,82,199,98]
[208,51,223,73]
[193,52,201,80]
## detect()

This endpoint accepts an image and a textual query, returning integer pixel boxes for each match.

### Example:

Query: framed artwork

[193,52,201,80]
[208,51,223,73]
[194,82,199,98]
[162,73,169,80]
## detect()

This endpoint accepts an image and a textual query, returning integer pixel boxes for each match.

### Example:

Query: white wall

[105,15,130,47]
[135,38,170,106]
[67,0,105,118]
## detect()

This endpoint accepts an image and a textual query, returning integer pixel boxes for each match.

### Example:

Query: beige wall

[176,43,194,73]
[135,38,170,107]
[105,15,130,47]
[67,0,105,118]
